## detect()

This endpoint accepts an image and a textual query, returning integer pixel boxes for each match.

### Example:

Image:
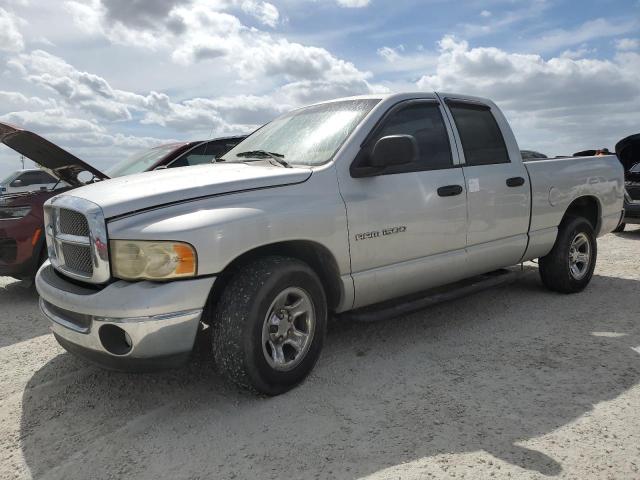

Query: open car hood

[615,134,640,172]
[0,122,109,187]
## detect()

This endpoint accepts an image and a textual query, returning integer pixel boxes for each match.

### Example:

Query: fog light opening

[99,324,133,356]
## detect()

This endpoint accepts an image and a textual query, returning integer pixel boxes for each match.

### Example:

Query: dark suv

[0,122,245,280]
[613,134,640,232]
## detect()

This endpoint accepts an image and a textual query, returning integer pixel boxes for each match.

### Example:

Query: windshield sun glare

[223,99,379,167]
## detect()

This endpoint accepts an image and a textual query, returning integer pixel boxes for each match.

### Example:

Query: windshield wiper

[235,150,291,168]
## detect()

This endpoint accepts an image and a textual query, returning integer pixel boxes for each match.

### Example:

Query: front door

[340,99,469,308]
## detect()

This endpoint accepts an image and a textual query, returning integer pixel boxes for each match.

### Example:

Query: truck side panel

[522,155,624,261]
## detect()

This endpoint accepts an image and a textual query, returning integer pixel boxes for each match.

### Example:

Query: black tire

[210,256,327,395]
[539,216,597,293]
[612,222,626,233]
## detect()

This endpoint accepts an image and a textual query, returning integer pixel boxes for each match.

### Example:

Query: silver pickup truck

[35,92,624,395]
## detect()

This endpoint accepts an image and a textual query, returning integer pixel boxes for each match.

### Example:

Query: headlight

[110,240,197,281]
[0,206,32,220]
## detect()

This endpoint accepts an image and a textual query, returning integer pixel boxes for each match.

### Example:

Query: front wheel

[210,256,327,395]
[539,216,597,293]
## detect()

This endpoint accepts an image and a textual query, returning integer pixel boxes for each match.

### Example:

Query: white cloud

[0,90,55,109]
[529,18,639,52]
[0,7,25,52]
[560,45,595,59]
[239,0,279,27]
[336,0,370,7]
[12,50,134,121]
[416,36,640,155]
[61,0,381,110]
[0,107,177,171]
[0,108,105,134]
[8,49,303,136]
[377,45,404,63]
[616,38,639,51]
[461,1,550,38]
[2,1,637,172]
[64,0,376,96]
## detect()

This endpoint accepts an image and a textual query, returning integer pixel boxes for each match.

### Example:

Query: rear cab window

[446,101,510,166]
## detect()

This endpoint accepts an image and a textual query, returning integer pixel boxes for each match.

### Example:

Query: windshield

[108,144,181,177]
[221,99,380,167]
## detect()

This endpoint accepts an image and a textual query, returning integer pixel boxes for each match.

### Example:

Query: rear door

[443,99,530,272]
[340,99,469,308]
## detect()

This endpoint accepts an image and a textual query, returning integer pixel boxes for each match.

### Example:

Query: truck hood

[0,122,109,187]
[60,162,312,218]
[615,133,639,172]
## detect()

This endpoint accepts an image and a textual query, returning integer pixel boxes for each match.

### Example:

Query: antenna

[20,155,25,169]
[202,124,217,162]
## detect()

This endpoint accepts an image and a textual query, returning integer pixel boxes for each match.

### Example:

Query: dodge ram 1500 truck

[35,92,624,395]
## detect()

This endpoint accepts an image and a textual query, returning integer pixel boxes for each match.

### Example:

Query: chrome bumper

[36,262,216,369]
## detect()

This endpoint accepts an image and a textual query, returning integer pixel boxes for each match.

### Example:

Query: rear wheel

[539,216,597,293]
[210,256,327,395]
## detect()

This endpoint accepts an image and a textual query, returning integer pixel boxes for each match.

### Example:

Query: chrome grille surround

[44,195,110,284]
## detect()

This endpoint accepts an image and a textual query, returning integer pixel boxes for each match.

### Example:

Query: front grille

[61,242,93,275]
[59,208,89,236]
[0,238,17,262]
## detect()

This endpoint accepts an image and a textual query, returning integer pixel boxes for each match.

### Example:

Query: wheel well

[206,241,343,319]
[563,196,600,230]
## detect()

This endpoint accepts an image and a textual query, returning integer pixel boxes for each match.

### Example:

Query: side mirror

[370,135,417,168]
[11,179,23,187]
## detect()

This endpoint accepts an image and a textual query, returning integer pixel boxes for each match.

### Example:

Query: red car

[0,122,246,280]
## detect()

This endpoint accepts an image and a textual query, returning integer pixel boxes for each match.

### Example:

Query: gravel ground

[1,226,639,480]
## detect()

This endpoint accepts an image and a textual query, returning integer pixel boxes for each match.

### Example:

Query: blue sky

[0,0,638,178]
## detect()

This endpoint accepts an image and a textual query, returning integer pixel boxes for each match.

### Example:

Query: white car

[0,168,62,195]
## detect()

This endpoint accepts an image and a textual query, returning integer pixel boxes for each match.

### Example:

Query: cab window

[447,102,510,166]
[364,101,453,175]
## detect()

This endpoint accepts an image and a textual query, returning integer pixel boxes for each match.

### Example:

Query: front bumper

[36,262,216,370]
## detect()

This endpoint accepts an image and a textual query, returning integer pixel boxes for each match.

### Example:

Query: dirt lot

[1,227,639,480]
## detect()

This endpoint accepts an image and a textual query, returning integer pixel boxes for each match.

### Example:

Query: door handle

[437,185,463,197]
[506,177,525,187]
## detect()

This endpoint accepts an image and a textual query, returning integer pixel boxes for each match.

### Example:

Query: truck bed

[524,154,624,236]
